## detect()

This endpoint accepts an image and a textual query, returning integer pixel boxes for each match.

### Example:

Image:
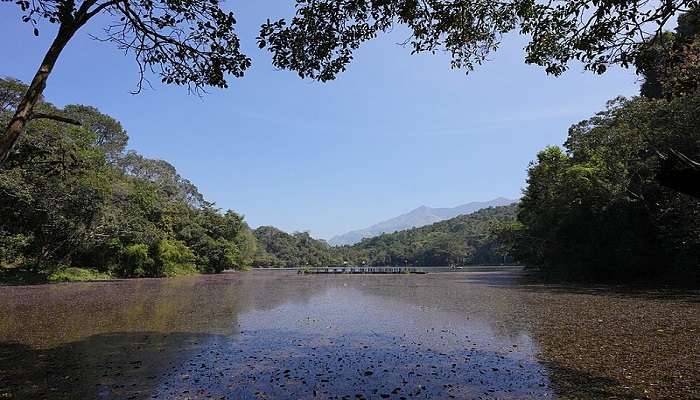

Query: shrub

[121,243,154,277]
[153,239,197,277]
[48,267,112,282]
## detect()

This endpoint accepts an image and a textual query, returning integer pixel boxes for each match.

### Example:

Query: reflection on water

[153,285,550,399]
[0,270,698,399]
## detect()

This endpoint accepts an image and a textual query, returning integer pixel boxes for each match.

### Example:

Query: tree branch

[30,112,81,126]
[84,0,124,21]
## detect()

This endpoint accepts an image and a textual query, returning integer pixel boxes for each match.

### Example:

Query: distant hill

[328,197,516,246]
[348,204,518,266]
[252,226,341,268]
[252,204,519,268]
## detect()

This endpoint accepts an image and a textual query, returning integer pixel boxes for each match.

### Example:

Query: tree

[634,8,700,197]
[507,96,699,281]
[0,78,30,113]
[117,151,207,208]
[0,94,112,270]
[1,77,255,278]
[637,8,700,99]
[0,0,252,164]
[252,226,341,268]
[259,0,695,81]
[63,105,129,164]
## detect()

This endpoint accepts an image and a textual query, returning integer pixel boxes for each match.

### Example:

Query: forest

[344,205,516,267]
[1,2,698,284]
[0,78,257,282]
[252,205,517,268]
[252,227,342,268]
[500,10,700,282]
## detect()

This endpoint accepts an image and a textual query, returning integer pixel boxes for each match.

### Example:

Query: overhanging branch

[30,112,82,126]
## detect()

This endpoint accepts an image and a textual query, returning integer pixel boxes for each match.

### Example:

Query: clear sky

[0,3,640,239]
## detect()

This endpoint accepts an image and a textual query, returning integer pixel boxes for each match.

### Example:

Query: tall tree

[0,0,252,164]
[506,96,700,281]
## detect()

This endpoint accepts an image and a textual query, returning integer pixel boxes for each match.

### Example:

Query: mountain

[349,204,518,266]
[252,204,519,268]
[328,197,516,246]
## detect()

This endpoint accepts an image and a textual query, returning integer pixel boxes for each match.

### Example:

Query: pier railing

[298,266,426,274]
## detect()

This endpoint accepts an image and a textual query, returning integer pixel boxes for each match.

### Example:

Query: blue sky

[0,3,640,239]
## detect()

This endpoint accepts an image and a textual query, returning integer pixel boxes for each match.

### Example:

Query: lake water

[0,269,698,399]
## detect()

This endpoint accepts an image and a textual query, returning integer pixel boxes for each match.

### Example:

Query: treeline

[500,10,700,282]
[345,205,517,266]
[252,205,517,268]
[0,78,256,280]
[252,226,343,268]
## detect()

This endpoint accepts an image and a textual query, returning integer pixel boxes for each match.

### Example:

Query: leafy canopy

[0,77,256,278]
[5,0,252,92]
[259,0,697,81]
[503,95,699,281]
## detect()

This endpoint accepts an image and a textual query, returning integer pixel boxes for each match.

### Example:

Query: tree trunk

[0,23,77,165]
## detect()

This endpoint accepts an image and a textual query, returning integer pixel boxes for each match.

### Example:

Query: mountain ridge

[329,197,516,246]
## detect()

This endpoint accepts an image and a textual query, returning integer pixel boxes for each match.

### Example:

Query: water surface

[0,269,697,399]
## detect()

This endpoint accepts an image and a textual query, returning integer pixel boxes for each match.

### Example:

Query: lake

[0,269,698,399]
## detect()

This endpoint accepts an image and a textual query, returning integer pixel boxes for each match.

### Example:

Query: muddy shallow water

[0,269,698,399]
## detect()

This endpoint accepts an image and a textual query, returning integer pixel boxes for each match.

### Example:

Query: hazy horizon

[253,196,516,241]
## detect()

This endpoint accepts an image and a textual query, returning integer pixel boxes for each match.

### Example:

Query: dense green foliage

[47,267,112,282]
[346,205,517,266]
[252,206,517,268]
[0,79,255,279]
[253,226,343,268]
[501,13,700,282]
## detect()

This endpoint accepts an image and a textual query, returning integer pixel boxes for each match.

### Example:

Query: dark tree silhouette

[0,0,252,164]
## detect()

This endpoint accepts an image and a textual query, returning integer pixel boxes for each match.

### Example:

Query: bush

[0,233,30,267]
[121,243,154,277]
[48,267,112,282]
[153,239,197,277]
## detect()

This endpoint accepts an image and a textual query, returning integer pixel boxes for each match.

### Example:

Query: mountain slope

[347,204,518,266]
[252,226,341,268]
[252,204,519,268]
[329,197,516,246]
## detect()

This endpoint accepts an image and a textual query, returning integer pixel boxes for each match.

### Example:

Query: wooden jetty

[299,266,426,274]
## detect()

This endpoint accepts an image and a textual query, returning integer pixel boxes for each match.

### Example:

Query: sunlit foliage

[0,78,255,278]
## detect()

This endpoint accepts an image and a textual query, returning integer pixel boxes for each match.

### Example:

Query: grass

[48,267,113,282]
[3,263,207,284]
